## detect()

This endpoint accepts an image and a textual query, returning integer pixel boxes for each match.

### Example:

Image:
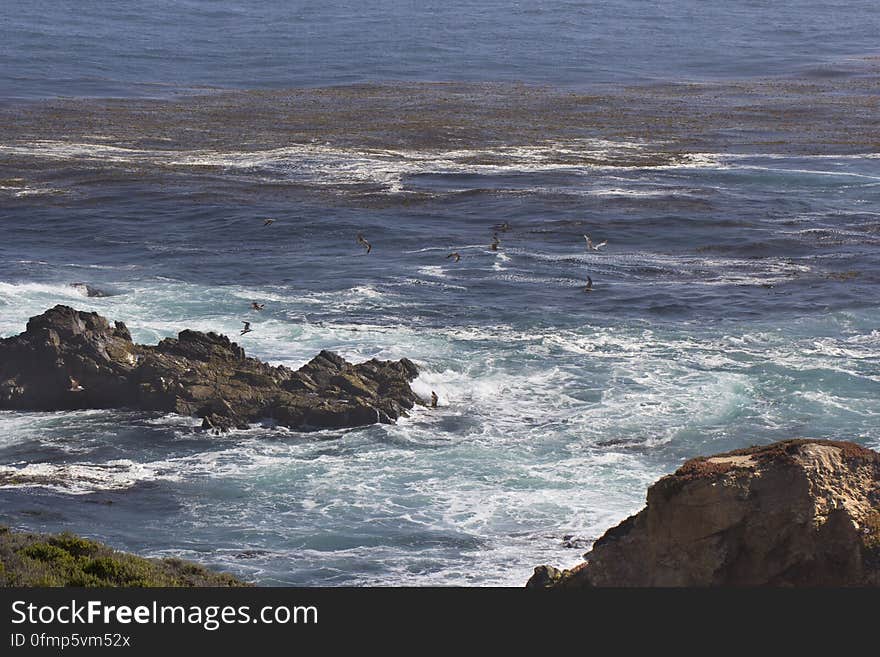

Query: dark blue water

[0,2,878,585]
[3,0,880,98]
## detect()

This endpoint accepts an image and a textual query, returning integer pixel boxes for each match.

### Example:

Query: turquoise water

[0,2,878,585]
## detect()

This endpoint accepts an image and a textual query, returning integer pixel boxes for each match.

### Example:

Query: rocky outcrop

[528,439,880,587]
[0,305,421,431]
[69,282,119,297]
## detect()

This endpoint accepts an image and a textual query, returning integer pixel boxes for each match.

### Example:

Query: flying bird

[251,302,265,311]
[584,235,607,251]
[490,233,500,251]
[357,234,372,253]
[263,218,275,227]
[240,321,253,335]
[584,276,594,293]
[446,252,461,262]
[68,377,84,392]
[493,222,511,232]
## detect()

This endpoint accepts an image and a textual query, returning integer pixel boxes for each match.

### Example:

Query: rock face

[69,282,118,298]
[528,440,880,587]
[0,305,421,431]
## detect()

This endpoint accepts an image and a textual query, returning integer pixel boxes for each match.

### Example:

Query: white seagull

[584,235,607,251]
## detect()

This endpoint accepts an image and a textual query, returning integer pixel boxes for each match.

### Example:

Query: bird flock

[241,217,609,408]
[245,217,608,327]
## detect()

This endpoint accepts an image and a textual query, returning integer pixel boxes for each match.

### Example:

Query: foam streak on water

[2,130,880,584]
[1,3,880,584]
[0,264,877,584]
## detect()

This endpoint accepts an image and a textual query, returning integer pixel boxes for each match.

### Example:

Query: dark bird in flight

[357,234,372,253]
[584,276,594,293]
[446,252,461,262]
[251,302,265,311]
[431,391,438,408]
[263,218,275,227]
[493,222,511,232]
[68,377,84,392]
[490,233,500,251]
[240,321,253,335]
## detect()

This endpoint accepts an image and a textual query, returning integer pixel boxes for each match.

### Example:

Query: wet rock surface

[0,305,422,431]
[69,282,119,298]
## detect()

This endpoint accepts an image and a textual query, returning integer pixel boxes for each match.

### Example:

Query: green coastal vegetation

[0,526,246,587]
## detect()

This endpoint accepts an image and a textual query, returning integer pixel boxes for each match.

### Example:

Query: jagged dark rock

[0,305,422,431]
[528,439,880,587]
[526,565,565,588]
[70,282,119,298]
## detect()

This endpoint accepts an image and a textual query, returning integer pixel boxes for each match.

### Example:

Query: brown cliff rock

[528,439,880,587]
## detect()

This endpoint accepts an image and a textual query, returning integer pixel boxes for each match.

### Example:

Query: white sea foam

[728,164,880,182]
[17,188,62,197]
[5,140,878,203]
[1,262,878,584]
[416,265,448,278]
[518,249,812,286]
[492,252,510,271]
[0,460,163,494]
[586,187,682,197]
[64,263,139,271]
[0,280,89,300]
[0,138,722,195]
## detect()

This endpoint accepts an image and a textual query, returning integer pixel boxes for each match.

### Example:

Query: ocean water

[1,2,879,586]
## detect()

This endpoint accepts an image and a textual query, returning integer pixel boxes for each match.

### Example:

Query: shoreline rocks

[69,282,119,298]
[528,439,880,587]
[0,305,422,431]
